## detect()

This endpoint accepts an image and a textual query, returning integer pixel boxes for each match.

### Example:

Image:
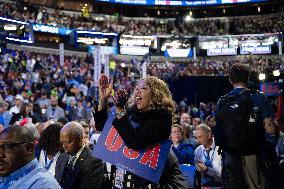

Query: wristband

[116,111,126,117]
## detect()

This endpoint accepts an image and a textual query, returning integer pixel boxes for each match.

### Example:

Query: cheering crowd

[0,48,284,189]
[1,0,284,188]
[1,1,284,36]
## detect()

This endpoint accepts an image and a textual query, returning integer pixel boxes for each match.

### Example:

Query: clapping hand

[196,162,208,172]
[116,89,128,109]
[98,74,113,111]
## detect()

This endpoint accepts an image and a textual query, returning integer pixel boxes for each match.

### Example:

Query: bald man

[55,122,104,189]
[0,126,61,189]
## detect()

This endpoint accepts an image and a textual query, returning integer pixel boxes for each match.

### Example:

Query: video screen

[95,0,268,6]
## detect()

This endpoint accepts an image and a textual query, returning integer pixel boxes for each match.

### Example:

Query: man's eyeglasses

[0,142,33,153]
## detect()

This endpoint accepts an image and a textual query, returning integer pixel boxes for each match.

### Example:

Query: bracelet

[116,111,126,117]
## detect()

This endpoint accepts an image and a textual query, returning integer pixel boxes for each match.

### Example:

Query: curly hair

[38,123,62,155]
[127,76,175,114]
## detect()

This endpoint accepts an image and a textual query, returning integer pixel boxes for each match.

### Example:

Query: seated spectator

[171,124,195,165]
[89,118,100,145]
[55,121,104,189]
[0,100,11,130]
[36,91,50,109]
[205,115,216,128]
[57,117,69,127]
[194,124,222,187]
[31,104,44,123]
[9,94,23,115]
[192,117,202,128]
[0,126,61,189]
[183,124,198,148]
[72,99,91,122]
[36,123,62,176]
[9,103,37,125]
[45,95,65,121]
[179,97,188,107]
[79,121,94,150]
[180,112,191,128]
[65,99,76,121]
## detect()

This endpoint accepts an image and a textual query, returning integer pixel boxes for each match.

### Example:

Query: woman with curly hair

[35,123,62,176]
[94,74,187,189]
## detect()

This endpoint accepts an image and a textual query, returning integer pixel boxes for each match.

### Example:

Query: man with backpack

[215,64,273,189]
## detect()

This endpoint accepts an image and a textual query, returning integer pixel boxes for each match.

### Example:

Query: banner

[120,46,149,55]
[119,35,156,55]
[207,47,237,56]
[93,46,101,87]
[96,0,267,6]
[88,45,117,55]
[92,113,172,183]
[142,61,147,79]
[164,48,193,57]
[240,46,271,55]
[32,24,72,35]
[260,82,280,96]
[103,54,110,77]
[59,43,64,66]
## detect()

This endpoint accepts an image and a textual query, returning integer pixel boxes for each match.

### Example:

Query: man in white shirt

[9,94,23,115]
[194,124,222,187]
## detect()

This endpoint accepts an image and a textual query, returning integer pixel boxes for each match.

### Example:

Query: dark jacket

[94,108,172,150]
[9,113,37,125]
[72,107,92,122]
[94,108,187,188]
[54,146,104,189]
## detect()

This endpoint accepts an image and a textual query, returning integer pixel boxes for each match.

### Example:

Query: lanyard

[44,151,56,170]
[3,160,37,188]
[203,146,216,162]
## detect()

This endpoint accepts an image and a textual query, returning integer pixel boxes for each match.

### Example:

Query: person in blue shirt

[0,125,61,189]
[0,100,11,130]
[194,124,222,187]
[0,100,6,130]
[171,124,195,165]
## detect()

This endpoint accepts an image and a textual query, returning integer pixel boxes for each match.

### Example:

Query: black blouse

[94,108,172,150]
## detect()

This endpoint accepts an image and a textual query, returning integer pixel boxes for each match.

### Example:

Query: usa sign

[92,113,172,183]
[260,82,280,96]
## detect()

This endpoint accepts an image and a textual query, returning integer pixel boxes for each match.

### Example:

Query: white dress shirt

[39,150,61,176]
[194,140,222,184]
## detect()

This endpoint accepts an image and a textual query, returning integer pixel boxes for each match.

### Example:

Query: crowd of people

[0,48,283,116]
[1,1,284,36]
[0,62,283,188]
[1,1,284,188]
[0,48,283,115]
[117,55,284,79]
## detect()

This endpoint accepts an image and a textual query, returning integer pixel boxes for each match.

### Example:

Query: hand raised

[99,74,113,101]
[116,89,128,109]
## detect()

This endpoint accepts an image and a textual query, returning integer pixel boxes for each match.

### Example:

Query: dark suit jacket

[55,147,104,189]
[72,108,91,122]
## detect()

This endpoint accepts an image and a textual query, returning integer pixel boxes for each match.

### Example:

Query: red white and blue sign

[92,113,172,183]
[260,82,281,96]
